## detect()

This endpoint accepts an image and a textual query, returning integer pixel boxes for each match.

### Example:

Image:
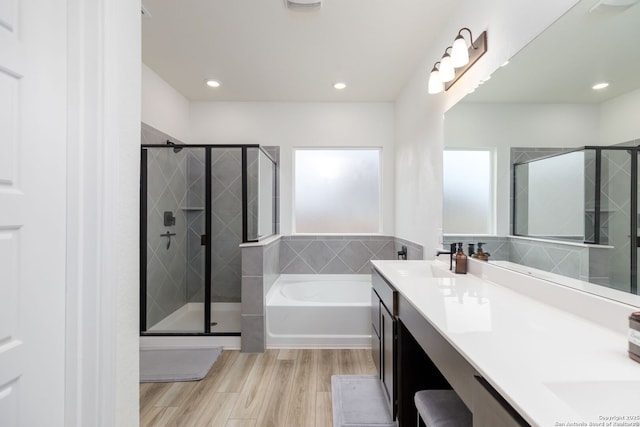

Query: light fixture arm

[456,27,478,49]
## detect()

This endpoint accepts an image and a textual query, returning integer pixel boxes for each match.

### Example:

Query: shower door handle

[200,234,208,246]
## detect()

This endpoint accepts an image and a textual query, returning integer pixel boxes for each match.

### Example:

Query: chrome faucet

[436,242,456,270]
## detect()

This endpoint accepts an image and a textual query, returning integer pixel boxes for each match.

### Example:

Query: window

[443,149,495,234]
[294,148,381,234]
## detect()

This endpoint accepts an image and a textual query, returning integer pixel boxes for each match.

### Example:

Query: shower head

[166,139,183,153]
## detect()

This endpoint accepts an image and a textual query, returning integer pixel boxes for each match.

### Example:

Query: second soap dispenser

[454,242,467,274]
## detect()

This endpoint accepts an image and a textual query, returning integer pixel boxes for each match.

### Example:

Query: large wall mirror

[444,0,640,304]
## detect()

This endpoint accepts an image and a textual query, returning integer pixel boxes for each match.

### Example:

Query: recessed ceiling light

[205,79,220,88]
[333,82,346,90]
[592,82,609,90]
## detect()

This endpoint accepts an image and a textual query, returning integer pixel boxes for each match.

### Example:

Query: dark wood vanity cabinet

[371,269,397,419]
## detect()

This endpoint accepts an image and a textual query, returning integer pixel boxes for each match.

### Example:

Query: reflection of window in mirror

[294,148,381,234]
[443,149,495,234]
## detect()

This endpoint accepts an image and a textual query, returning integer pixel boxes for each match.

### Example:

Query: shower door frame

[139,144,278,336]
[512,145,639,295]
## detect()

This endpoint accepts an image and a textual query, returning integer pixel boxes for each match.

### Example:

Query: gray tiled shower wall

[240,235,423,352]
[142,123,189,327]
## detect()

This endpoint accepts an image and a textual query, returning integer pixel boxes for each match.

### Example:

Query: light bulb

[428,67,444,94]
[451,35,470,68]
[439,54,455,82]
[205,79,220,88]
[333,82,347,90]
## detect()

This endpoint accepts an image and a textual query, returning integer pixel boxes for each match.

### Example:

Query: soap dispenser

[474,242,490,261]
[454,242,467,274]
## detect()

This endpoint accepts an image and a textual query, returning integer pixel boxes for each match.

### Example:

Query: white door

[0,0,67,426]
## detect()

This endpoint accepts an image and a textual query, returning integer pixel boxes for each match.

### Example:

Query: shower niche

[140,143,278,336]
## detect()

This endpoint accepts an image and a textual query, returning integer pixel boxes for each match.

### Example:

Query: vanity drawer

[372,268,397,315]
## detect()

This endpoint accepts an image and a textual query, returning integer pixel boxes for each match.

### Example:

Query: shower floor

[148,302,241,334]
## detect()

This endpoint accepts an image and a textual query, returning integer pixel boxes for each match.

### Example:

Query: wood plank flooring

[140,349,377,427]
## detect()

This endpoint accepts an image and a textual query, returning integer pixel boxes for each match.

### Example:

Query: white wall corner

[66,0,141,425]
[142,63,191,142]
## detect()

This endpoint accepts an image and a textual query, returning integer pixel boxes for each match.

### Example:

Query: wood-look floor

[140,349,377,427]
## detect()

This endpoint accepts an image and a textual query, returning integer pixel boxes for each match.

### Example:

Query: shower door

[208,147,243,334]
[141,143,276,335]
[141,146,207,333]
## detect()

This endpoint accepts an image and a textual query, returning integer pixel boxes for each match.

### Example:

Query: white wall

[445,103,599,235]
[394,0,580,257]
[600,88,640,145]
[188,102,395,235]
[142,63,190,141]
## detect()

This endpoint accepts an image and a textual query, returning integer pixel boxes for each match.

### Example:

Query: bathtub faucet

[397,245,407,260]
[436,242,456,270]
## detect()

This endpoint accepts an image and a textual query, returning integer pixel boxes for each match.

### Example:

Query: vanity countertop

[371,260,640,427]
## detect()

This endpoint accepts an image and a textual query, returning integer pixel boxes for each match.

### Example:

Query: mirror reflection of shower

[140,138,278,336]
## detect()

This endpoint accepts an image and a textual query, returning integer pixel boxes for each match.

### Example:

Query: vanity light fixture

[427,62,444,94]
[427,27,488,94]
[592,81,609,90]
[439,48,455,83]
[205,79,221,88]
[333,82,347,90]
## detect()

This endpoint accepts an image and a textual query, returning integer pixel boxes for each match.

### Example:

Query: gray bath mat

[331,375,395,426]
[140,346,222,383]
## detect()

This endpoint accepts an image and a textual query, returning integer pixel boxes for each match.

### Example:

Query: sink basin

[545,380,640,418]
[390,261,455,279]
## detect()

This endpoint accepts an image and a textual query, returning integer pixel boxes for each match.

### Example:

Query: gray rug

[140,346,222,383]
[331,375,395,427]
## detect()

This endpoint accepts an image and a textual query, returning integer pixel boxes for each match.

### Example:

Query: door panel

[0,2,26,424]
[0,0,67,425]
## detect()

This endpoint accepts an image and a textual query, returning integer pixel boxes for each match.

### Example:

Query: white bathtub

[266,274,372,348]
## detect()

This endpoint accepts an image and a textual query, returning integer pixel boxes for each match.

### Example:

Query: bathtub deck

[140,348,377,427]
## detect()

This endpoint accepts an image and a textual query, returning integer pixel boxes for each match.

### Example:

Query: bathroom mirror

[444,0,640,303]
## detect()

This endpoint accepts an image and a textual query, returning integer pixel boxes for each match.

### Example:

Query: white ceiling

[141,0,460,102]
[463,0,640,104]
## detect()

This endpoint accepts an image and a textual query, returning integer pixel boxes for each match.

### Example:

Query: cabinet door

[381,305,396,417]
[371,327,381,378]
[371,288,381,377]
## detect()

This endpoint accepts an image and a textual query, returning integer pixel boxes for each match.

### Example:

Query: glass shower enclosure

[140,144,277,335]
[513,142,639,295]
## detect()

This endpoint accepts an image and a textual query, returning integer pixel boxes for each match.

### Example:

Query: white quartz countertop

[371,260,640,427]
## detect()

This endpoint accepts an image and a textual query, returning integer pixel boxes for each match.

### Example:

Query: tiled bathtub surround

[240,235,423,352]
[241,236,280,352]
[279,236,423,274]
[443,235,510,262]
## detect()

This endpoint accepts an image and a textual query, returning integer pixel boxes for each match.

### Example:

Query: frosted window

[443,150,494,234]
[294,149,381,233]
